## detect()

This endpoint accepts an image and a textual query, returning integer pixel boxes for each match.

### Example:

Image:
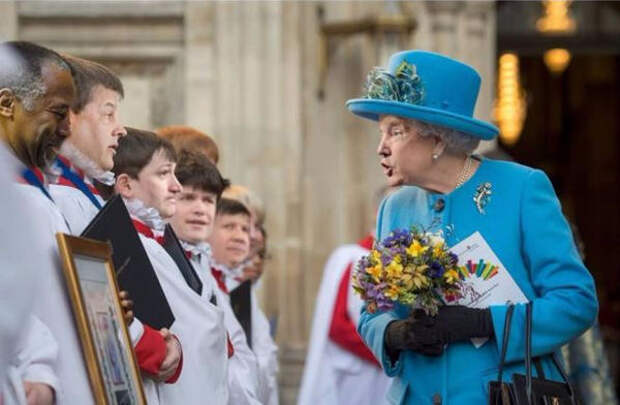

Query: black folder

[230,280,252,348]
[81,195,175,329]
[161,225,203,296]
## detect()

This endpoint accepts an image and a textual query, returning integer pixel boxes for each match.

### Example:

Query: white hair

[0,43,68,112]
[409,119,480,154]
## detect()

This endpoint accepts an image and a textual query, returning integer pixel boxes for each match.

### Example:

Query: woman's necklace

[455,155,473,189]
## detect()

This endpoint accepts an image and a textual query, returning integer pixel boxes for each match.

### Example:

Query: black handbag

[489,302,578,405]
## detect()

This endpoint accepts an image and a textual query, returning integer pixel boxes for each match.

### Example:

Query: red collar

[211,267,229,294]
[132,219,164,245]
[358,234,374,250]
[55,154,101,195]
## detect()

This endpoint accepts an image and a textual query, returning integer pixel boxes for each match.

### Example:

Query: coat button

[432,393,442,404]
[433,198,445,212]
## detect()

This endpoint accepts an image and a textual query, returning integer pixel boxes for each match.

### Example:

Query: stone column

[425,1,463,57]
[0,1,17,40]
[463,2,498,153]
[184,2,215,132]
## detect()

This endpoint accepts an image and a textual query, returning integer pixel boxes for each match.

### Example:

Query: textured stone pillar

[184,2,215,132]
[426,1,463,57]
[0,1,17,40]
[208,6,307,404]
[463,2,498,153]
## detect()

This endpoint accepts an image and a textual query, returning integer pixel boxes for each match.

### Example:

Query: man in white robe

[0,141,61,405]
[299,187,394,405]
[298,236,391,405]
[208,198,279,405]
[46,56,184,397]
[168,150,262,404]
[3,317,61,405]
[0,41,93,404]
[113,128,230,404]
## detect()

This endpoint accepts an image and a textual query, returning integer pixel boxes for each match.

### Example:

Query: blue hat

[346,50,498,140]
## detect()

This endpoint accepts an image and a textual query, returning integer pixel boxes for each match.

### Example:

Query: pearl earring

[432,153,439,160]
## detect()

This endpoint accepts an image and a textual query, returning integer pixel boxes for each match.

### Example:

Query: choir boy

[168,150,262,404]
[208,198,279,405]
[113,128,230,404]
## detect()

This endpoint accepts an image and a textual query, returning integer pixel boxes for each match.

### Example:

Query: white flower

[425,232,445,247]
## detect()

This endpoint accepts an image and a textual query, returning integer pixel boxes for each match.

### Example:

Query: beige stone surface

[0,2,17,40]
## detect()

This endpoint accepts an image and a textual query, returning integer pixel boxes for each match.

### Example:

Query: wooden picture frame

[56,233,146,405]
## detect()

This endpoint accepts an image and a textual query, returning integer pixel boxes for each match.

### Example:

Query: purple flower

[377,299,394,312]
[429,261,444,278]
[381,253,393,266]
[358,256,372,269]
[448,252,458,266]
[383,229,410,248]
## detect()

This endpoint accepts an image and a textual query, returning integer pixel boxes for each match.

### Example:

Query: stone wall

[0,2,497,403]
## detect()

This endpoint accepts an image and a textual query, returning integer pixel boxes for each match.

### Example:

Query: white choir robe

[2,317,60,404]
[0,145,43,387]
[49,184,101,234]
[13,184,94,404]
[297,244,391,405]
[224,269,279,405]
[48,186,211,404]
[140,235,230,404]
[188,249,262,405]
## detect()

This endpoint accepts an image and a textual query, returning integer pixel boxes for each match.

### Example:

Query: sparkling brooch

[474,182,492,214]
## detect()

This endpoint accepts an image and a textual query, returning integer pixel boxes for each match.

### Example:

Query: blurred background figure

[157,125,220,165]
[222,185,267,285]
[298,186,393,405]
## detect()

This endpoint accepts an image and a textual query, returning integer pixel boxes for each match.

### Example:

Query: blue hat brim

[346,99,499,140]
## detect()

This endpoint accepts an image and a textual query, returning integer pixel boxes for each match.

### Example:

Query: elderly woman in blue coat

[347,50,598,405]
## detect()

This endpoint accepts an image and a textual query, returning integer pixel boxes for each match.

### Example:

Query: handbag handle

[524,302,577,405]
[496,304,515,383]
[525,302,534,404]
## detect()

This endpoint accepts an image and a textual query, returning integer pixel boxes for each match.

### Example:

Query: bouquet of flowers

[352,227,463,316]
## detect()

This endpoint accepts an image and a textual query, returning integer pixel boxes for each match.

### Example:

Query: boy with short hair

[169,150,262,404]
[208,199,279,405]
[113,128,229,404]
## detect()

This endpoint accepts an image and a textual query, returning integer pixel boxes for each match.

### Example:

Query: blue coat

[358,158,598,404]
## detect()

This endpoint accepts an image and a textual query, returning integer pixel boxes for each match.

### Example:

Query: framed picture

[56,233,146,405]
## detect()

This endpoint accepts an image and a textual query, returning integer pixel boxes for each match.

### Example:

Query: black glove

[384,315,444,358]
[411,305,494,345]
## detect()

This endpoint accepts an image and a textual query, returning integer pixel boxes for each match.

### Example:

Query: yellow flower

[384,284,401,299]
[444,269,459,284]
[432,243,444,258]
[366,264,382,282]
[385,260,404,279]
[371,250,381,262]
[407,239,429,257]
[414,264,429,274]
[413,274,429,289]
[401,274,414,290]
